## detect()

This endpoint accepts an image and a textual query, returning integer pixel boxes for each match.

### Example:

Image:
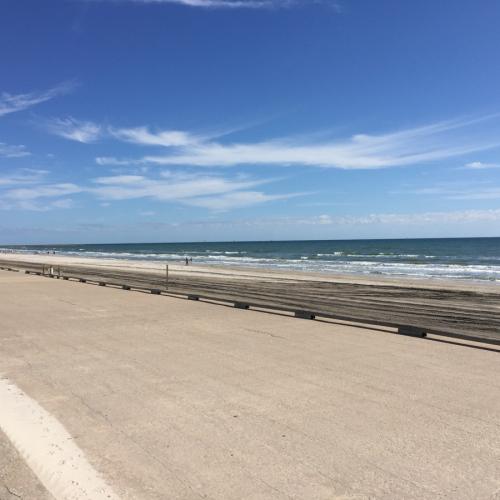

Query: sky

[1,0,500,244]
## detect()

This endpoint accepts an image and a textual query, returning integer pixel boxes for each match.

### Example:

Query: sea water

[3,237,500,282]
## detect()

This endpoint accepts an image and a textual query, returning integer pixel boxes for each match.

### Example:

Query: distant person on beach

[185,257,189,266]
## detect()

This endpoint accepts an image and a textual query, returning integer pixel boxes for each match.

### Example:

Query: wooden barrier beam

[150,289,161,295]
[234,302,250,310]
[188,294,200,301]
[295,310,316,320]
[397,325,427,338]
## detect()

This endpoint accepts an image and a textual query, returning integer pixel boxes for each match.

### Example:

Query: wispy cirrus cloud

[464,161,500,169]
[398,181,500,201]
[91,171,265,200]
[0,169,299,211]
[0,197,76,212]
[91,0,337,10]
[0,170,79,211]
[95,115,500,170]
[45,122,199,146]
[5,183,83,202]
[199,209,500,228]
[0,142,31,158]
[91,170,298,209]
[179,190,302,210]
[0,169,49,187]
[0,81,75,117]
[109,126,199,147]
[43,116,103,143]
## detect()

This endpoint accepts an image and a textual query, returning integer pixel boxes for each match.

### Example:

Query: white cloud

[0,168,297,211]
[184,190,301,210]
[44,117,102,143]
[0,198,75,212]
[97,115,500,170]
[465,161,500,169]
[0,81,75,117]
[218,209,500,227]
[5,183,82,201]
[95,156,133,166]
[109,126,199,147]
[0,169,49,187]
[447,189,500,201]
[401,182,500,201]
[90,172,273,203]
[93,174,146,185]
[0,142,30,158]
[0,179,81,211]
[50,198,75,209]
[94,0,333,10]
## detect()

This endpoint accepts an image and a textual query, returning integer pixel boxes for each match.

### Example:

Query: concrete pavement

[0,271,499,499]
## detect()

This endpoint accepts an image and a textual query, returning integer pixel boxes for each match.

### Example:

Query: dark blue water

[3,237,500,282]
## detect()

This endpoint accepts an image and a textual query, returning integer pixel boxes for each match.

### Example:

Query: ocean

[3,237,500,282]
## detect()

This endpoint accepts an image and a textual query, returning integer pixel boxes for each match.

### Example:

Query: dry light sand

[0,269,499,499]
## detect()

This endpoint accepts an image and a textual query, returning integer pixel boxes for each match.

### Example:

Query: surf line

[0,377,119,500]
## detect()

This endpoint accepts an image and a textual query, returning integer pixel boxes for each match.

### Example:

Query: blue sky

[1,0,500,243]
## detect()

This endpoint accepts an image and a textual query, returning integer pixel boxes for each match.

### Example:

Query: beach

[4,238,500,283]
[0,268,499,499]
[4,248,500,290]
[1,252,500,345]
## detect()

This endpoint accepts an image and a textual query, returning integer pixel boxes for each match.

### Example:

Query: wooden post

[165,264,169,290]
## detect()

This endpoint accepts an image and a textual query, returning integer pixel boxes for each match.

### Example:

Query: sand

[0,269,499,499]
[2,250,500,291]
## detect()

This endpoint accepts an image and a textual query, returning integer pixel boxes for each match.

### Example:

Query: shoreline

[1,250,500,294]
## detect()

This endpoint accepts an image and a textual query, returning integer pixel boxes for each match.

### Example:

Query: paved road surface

[0,271,499,499]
